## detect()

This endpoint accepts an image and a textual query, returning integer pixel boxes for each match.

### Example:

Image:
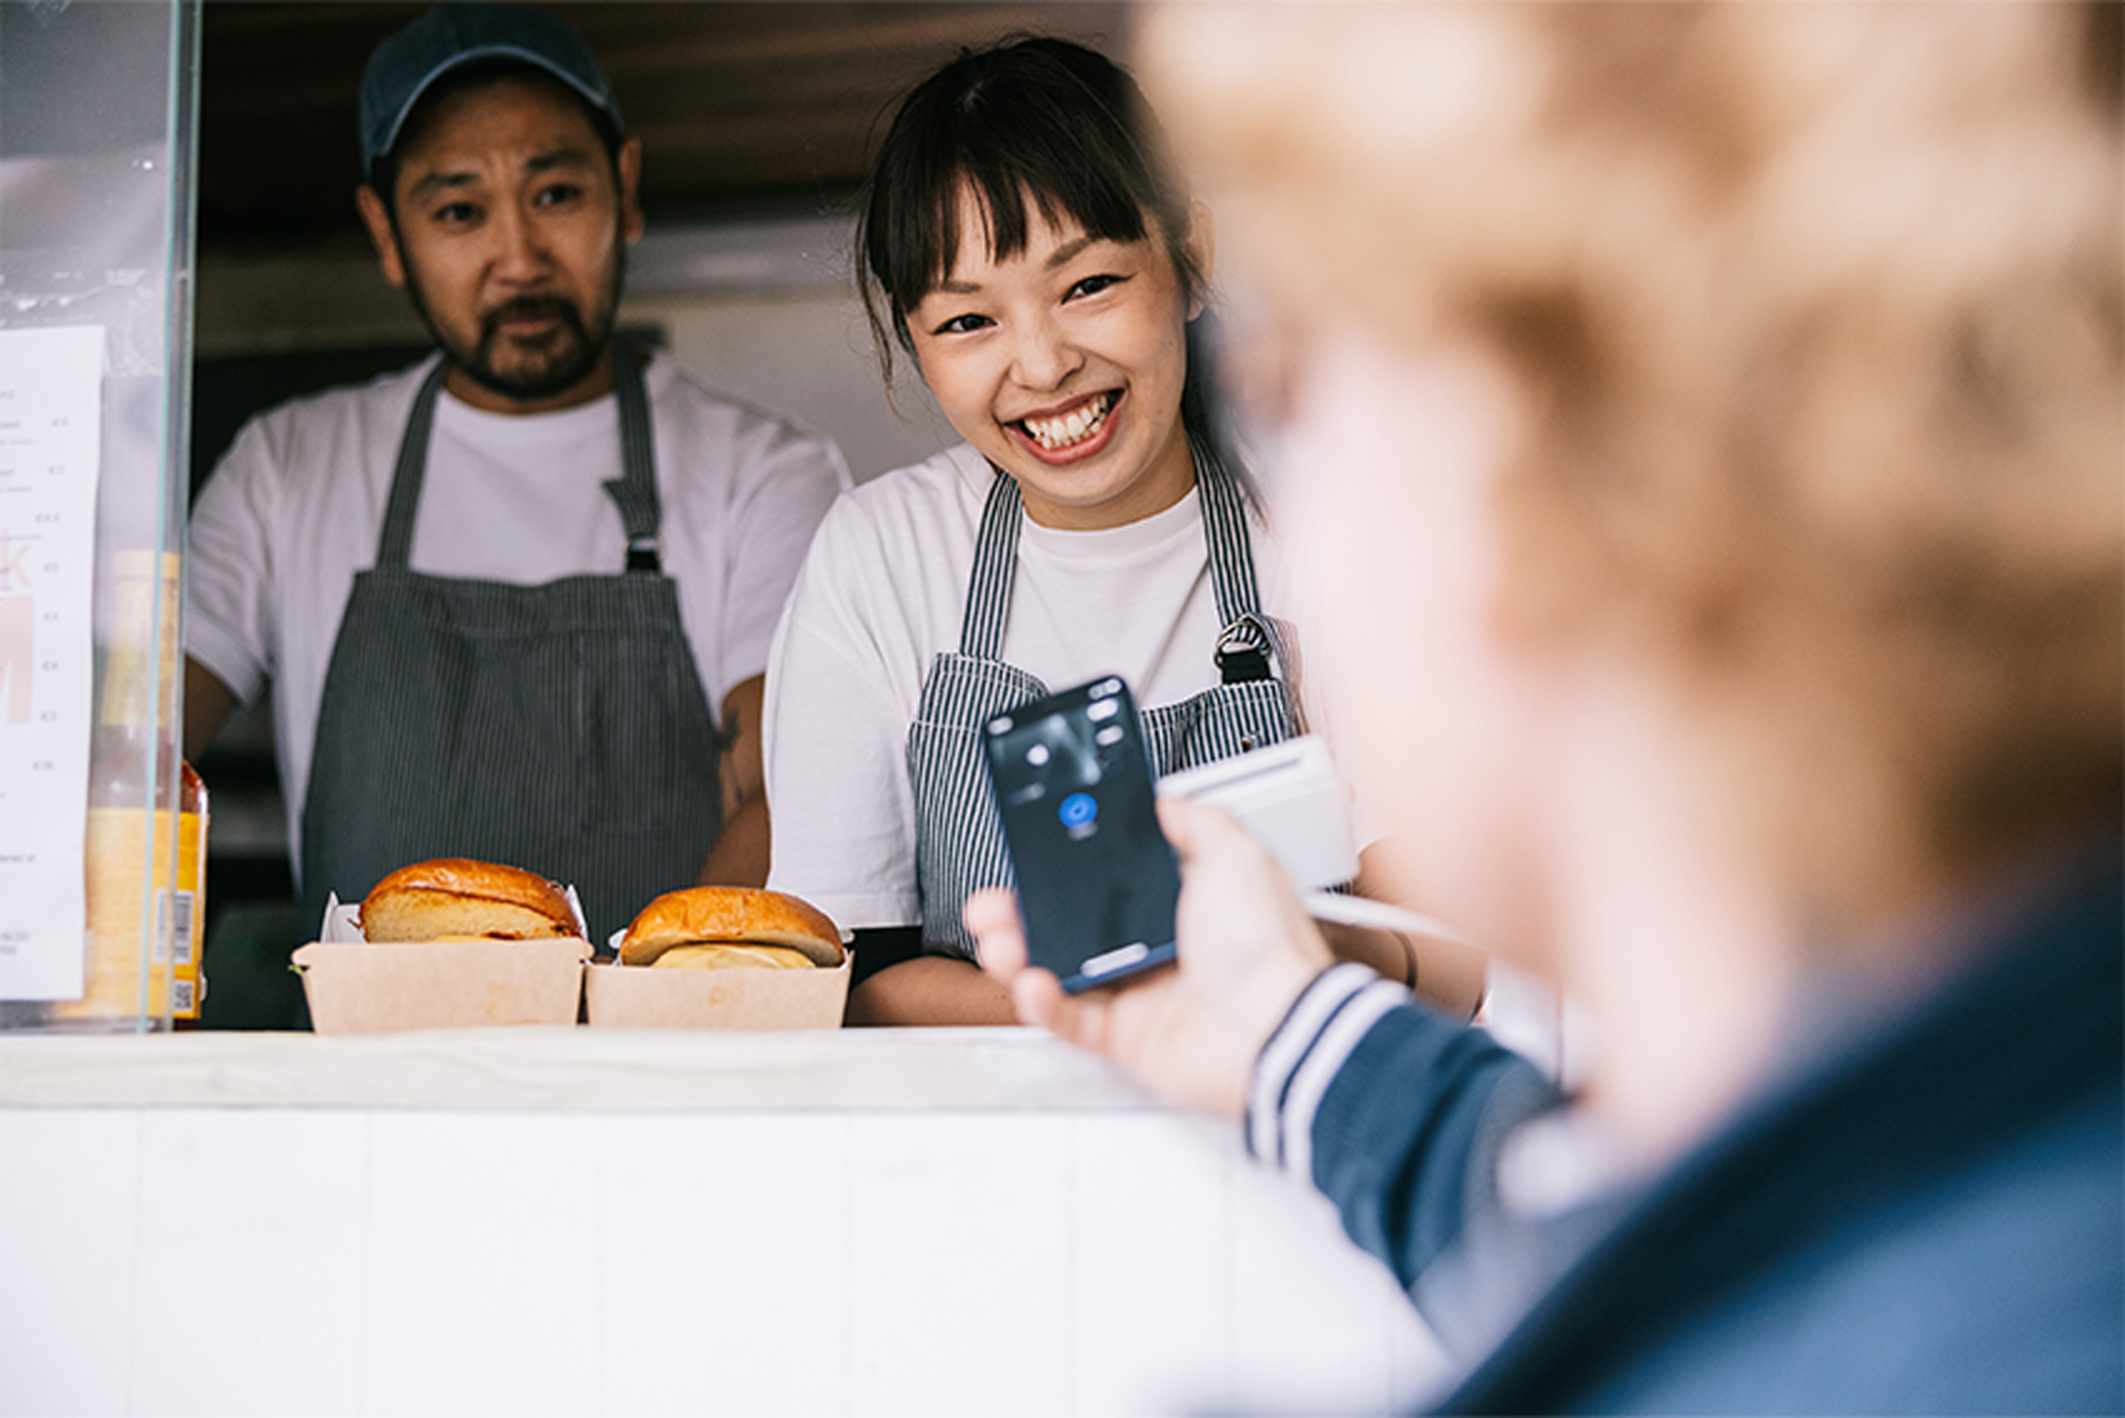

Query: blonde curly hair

[1146,2,2121,923]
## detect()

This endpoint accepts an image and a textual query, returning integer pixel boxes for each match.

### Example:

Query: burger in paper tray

[292,858,592,1033]
[584,886,850,1029]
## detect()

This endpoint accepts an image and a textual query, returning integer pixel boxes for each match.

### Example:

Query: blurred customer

[969,3,2122,1409]
[184,5,848,945]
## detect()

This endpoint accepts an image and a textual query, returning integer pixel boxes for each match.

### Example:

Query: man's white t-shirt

[763,442,1301,932]
[186,352,850,863]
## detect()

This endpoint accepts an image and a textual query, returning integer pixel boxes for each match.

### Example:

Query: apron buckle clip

[1216,617,1275,685]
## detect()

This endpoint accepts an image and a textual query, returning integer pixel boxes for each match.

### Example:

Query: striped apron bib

[298,351,722,946]
[906,448,1299,957]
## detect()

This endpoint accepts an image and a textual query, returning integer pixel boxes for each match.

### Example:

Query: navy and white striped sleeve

[1245,961,1562,1293]
[1247,963,1413,1175]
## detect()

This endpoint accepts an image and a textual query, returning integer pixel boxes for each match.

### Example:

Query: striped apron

[298,352,722,946]
[906,448,1299,957]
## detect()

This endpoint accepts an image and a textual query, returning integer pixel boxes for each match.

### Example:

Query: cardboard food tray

[583,954,851,1030]
[294,898,590,1034]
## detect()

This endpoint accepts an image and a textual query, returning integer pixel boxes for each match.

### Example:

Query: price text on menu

[0,325,105,1000]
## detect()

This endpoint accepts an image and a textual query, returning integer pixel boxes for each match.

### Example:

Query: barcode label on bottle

[172,977,195,1013]
[171,890,195,966]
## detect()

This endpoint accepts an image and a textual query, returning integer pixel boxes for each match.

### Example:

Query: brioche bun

[619,887,843,968]
[360,858,579,943]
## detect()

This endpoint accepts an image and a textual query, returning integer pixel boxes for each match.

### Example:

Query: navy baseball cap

[359,4,622,178]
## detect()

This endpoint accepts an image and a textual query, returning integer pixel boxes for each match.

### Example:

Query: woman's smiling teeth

[1019,391,1117,451]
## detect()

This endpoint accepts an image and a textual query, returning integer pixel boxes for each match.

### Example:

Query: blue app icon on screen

[1058,791,1098,830]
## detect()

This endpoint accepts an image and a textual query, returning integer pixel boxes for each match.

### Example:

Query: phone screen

[982,677,1180,992]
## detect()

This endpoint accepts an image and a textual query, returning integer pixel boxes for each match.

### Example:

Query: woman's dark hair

[858,37,1230,463]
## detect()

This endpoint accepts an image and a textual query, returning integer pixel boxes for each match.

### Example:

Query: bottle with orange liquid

[53,551,194,1029]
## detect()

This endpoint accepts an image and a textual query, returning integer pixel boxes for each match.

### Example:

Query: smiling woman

[904,202,1200,530]
[759,38,1398,1026]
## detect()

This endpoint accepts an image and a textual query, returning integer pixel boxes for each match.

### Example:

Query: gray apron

[906,446,1299,956]
[299,352,722,946]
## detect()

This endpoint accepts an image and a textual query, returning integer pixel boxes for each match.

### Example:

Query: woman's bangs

[1001,156,1152,263]
[899,135,1153,305]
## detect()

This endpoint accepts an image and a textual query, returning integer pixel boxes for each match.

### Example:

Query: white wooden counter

[0,1028,1448,1416]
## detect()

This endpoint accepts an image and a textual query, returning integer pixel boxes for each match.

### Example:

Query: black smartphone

[982,676,1181,992]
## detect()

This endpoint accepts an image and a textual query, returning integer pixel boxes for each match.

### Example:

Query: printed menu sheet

[0,326,104,1000]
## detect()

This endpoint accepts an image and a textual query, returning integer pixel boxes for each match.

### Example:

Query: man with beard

[183,5,849,948]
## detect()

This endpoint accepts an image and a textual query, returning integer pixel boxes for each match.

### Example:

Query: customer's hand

[965,794,1333,1117]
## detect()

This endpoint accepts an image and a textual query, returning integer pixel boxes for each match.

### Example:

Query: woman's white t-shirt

[763,443,1299,932]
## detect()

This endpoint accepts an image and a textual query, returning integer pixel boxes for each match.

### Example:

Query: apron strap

[1193,442,1278,684]
[957,468,1025,660]
[602,344,664,573]
[372,351,664,573]
[374,361,449,570]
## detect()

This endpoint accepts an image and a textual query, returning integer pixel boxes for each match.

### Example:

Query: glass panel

[0,0,199,1031]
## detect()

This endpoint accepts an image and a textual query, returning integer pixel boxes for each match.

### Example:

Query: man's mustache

[481,295,584,339]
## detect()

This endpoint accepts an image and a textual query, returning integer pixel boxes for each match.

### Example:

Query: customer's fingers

[964,887,1028,976]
